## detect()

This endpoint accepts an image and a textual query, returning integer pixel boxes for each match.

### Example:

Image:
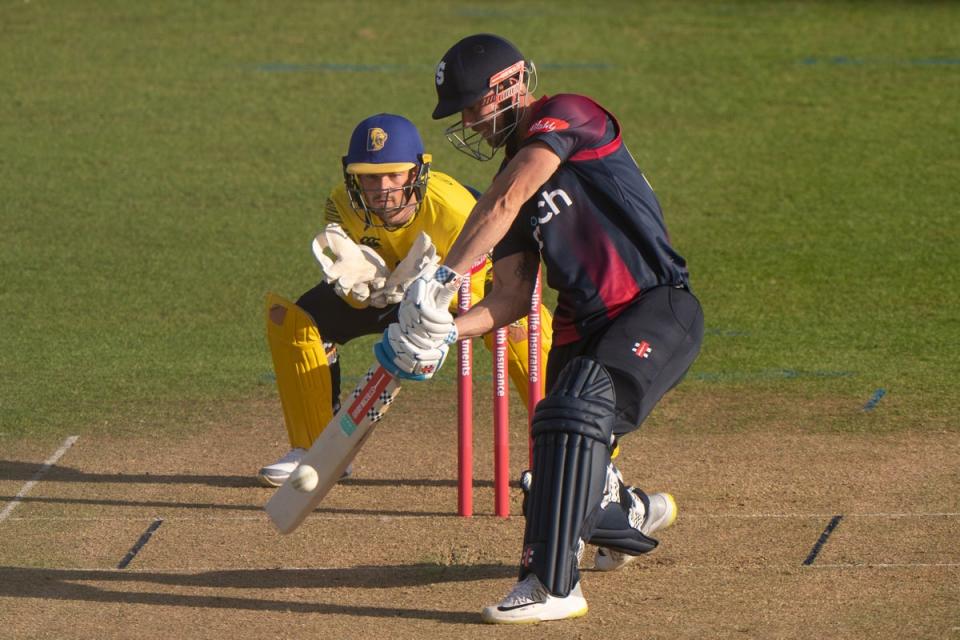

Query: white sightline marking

[0,435,80,523]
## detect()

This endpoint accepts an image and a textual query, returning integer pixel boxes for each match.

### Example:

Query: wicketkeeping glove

[367,232,440,308]
[311,224,389,303]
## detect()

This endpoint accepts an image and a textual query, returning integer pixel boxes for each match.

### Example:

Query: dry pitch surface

[1,388,957,639]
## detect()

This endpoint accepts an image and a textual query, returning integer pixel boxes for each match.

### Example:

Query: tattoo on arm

[514,251,536,281]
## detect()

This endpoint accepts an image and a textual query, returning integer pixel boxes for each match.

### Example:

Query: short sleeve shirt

[493,94,690,345]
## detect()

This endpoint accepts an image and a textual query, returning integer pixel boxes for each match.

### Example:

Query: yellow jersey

[324,171,478,269]
[322,171,488,308]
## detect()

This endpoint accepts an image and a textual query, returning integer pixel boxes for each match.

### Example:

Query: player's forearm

[444,143,562,276]
[443,191,518,275]
[455,251,539,339]
[455,291,529,340]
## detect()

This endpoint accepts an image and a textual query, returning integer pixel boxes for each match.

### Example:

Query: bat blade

[265,364,400,534]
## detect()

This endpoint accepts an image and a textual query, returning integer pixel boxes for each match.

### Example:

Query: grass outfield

[1,1,957,438]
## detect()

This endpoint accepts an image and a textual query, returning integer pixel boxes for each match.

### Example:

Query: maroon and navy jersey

[493,94,690,345]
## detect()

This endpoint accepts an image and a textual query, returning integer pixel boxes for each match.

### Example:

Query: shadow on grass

[0,460,256,488]
[0,563,515,623]
[0,494,467,517]
[0,460,515,517]
[0,460,504,489]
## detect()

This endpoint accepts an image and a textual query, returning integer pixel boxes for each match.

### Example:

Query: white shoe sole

[257,462,353,488]
[256,471,288,488]
[481,585,588,624]
[641,492,678,536]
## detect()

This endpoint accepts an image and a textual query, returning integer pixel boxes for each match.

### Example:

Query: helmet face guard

[343,156,431,229]
[444,60,537,161]
[341,113,431,229]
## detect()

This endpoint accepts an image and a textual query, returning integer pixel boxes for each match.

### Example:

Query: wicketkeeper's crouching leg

[259,292,340,487]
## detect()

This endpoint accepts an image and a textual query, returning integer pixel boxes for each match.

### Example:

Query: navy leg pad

[520,357,618,596]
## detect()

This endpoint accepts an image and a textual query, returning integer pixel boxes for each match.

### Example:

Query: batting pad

[521,357,617,597]
[265,292,334,449]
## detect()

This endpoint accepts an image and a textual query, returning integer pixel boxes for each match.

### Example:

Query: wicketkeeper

[259,113,553,486]
[376,36,704,623]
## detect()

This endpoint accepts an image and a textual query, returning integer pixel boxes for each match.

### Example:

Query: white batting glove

[312,224,389,303]
[396,264,463,342]
[397,278,458,345]
[374,323,449,381]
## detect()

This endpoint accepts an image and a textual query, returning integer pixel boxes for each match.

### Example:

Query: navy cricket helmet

[432,34,535,160]
[432,33,526,120]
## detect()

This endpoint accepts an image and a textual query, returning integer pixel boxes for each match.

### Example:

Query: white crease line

[683,512,960,519]
[9,562,960,574]
[5,511,960,522]
[810,562,960,569]
[6,515,269,522]
[0,435,80,523]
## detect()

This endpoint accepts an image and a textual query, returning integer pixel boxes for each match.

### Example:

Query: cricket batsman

[259,113,552,486]
[377,35,704,623]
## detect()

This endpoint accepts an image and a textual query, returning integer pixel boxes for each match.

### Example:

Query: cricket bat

[266,364,400,534]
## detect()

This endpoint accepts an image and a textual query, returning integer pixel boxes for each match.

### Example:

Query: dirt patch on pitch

[1,386,957,639]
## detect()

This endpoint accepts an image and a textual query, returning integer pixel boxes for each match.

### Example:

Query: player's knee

[532,356,617,445]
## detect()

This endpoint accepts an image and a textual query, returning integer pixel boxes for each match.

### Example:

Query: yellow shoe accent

[663,492,679,528]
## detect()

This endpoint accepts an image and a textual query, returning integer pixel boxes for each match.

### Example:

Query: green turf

[1,1,957,437]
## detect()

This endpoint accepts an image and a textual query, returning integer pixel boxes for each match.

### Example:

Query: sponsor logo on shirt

[528,117,570,135]
[536,188,573,224]
[532,188,572,250]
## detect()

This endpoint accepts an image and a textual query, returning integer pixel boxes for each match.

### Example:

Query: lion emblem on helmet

[366,127,388,152]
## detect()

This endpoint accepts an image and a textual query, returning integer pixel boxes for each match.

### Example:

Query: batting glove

[374,324,450,381]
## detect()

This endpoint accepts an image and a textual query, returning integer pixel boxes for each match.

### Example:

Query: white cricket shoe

[257,448,306,487]
[257,449,356,487]
[481,574,588,624]
[594,491,677,571]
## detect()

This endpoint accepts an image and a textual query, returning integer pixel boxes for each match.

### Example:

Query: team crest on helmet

[367,127,388,151]
[435,60,446,86]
